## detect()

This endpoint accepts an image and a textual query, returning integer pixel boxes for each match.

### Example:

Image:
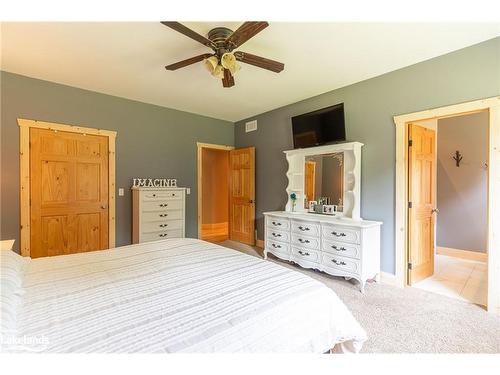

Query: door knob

[432,208,439,214]
[101,205,107,209]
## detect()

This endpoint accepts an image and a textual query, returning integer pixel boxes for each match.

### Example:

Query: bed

[1,238,367,353]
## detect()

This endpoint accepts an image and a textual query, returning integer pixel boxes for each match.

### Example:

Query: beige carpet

[219,240,500,353]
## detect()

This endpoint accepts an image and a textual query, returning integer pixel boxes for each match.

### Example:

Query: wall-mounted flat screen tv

[291,103,346,149]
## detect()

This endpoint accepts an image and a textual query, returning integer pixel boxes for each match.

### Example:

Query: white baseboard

[437,246,487,262]
[379,271,402,287]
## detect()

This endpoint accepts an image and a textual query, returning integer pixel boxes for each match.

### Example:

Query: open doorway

[394,97,500,314]
[407,112,489,307]
[200,146,231,242]
[197,143,256,246]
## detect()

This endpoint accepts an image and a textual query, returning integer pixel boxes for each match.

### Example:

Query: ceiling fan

[161,21,285,88]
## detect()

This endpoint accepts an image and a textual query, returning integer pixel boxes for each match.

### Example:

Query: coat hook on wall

[453,150,463,167]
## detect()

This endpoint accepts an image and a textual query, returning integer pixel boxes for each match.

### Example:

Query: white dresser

[264,211,381,293]
[132,187,186,243]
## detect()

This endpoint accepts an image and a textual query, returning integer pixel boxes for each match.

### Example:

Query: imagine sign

[132,178,177,188]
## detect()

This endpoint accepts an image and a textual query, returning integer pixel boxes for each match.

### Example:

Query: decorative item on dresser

[263,141,382,292]
[132,187,186,243]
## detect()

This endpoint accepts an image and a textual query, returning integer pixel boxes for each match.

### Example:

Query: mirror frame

[283,142,363,219]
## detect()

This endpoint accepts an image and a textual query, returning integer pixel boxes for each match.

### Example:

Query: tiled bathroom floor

[413,254,487,307]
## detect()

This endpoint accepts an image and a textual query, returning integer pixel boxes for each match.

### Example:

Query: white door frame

[393,96,500,315]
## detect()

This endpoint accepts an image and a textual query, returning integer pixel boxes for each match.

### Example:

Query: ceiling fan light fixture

[221,52,240,75]
[204,56,219,74]
[212,64,224,79]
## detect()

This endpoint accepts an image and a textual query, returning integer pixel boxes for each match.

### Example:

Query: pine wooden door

[408,123,436,284]
[30,128,109,258]
[229,147,255,245]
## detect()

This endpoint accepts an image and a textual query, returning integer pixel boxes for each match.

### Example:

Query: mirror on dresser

[304,152,344,212]
[284,142,362,219]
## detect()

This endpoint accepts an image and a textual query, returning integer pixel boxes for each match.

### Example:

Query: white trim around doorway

[393,96,500,315]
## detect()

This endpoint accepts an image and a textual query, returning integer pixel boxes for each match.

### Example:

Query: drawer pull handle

[159,224,168,228]
[298,226,310,231]
[159,214,168,217]
[159,204,169,207]
[298,250,310,256]
[331,245,346,251]
[272,233,282,237]
[331,231,346,237]
[271,244,282,249]
[159,234,168,237]
[331,259,346,266]
[272,221,282,226]
[298,238,310,244]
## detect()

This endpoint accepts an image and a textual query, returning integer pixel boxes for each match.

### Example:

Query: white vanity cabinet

[264,212,381,293]
[132,187,186,243]
[263,141,383,292]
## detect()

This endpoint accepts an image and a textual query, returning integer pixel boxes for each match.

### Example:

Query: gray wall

[437,112,488,253]
[234,37,500,274]
[0,71,234,252]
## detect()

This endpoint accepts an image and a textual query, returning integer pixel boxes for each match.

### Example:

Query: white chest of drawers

[264,211,382,293]
[132,187,186,243]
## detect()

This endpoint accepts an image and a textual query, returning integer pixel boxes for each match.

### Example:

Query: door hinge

[408,139,413,147]
[408,262,413,270]
[408,201,412,209]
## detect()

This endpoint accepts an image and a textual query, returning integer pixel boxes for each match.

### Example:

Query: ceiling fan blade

[161,21,215,49]
[165,54,212,71]
[234,51,284,73]
[226,22,269,49]
[222,69,235,88]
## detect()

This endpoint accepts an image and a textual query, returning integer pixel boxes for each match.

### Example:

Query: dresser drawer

[266,239,290,261]
[291,246,321,263]
[322,239,361,260]
[142,200,183,212]
[322,224,360,244]
[267,228,290,242]
[266,216,290,231]
[291,220,320,236]
[141,210,183,222]
[141,229,183,242]
[266,239,290,253]
[322,253,361,274]
[141,191,182,201]
[291,233,320,250]
[141,219,183,233]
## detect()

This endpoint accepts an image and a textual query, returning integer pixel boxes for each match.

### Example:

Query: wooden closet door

[229,147,255,245]
[30,128,109,258]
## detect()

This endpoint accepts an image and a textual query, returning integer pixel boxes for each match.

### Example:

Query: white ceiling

[1,22,499,122]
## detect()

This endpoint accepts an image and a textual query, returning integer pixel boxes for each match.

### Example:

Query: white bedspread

[12,239,367,353]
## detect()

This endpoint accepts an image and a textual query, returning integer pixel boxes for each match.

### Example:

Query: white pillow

[0,249,27,289]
